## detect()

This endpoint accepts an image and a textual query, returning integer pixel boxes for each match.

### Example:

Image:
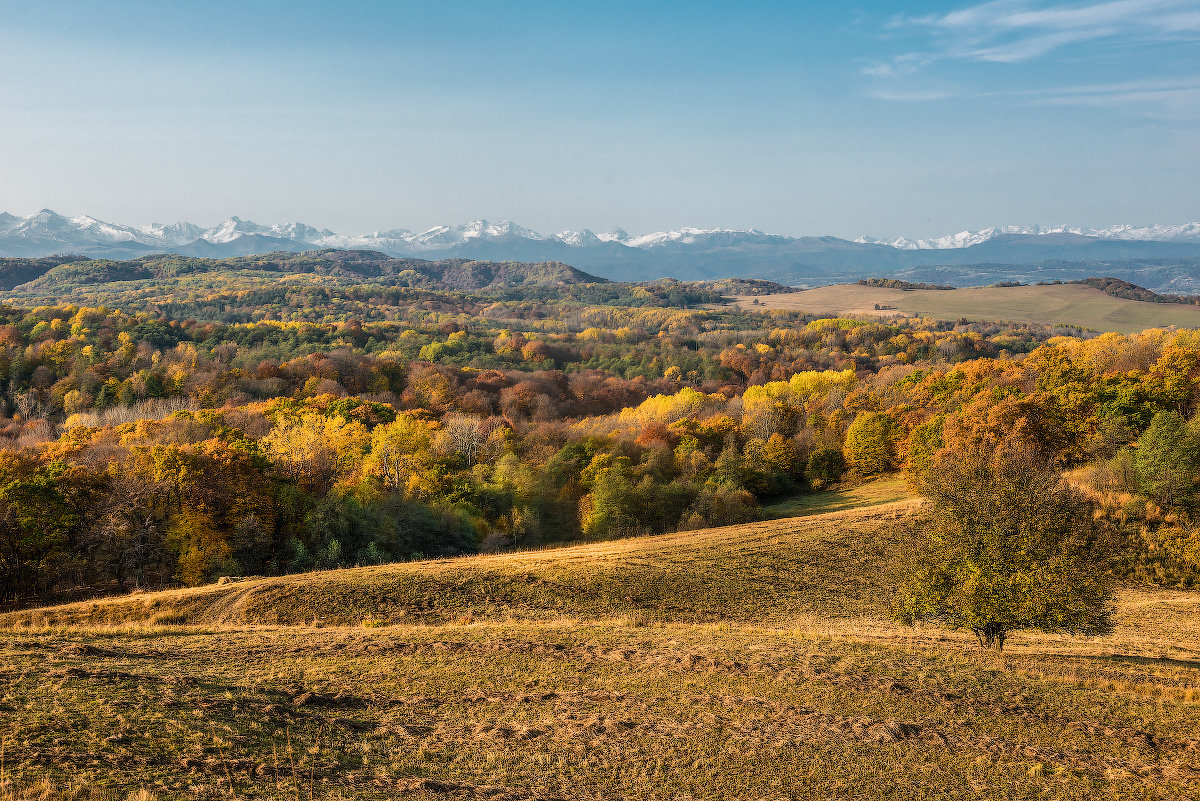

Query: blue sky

[1,0,1197,238]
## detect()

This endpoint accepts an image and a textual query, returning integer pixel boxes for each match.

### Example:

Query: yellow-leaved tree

[364,413,439,497]
[262,412,369,494]
[843,412,901,475]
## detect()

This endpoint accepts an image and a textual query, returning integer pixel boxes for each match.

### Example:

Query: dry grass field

[2,500,1199,800]
[733,283,1200,333]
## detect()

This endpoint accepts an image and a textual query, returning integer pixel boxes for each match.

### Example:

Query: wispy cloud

[863,0,1200,116]
[1027,77,1200,118]
[907,0,1200,63]
[865,75,1200,119]
[865,0,1200,71]
[860,52,935,79]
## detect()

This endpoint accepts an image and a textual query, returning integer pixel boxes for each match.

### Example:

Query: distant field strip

[738,283,1200,333]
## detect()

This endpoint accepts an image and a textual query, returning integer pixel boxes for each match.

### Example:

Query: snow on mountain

[196,217,258,244]
[858,226,1039,250]
[553,229,638,247]
[271,222,335,243]
[626,227,757,248]
[141,221,205,245]
[1090,223,1200,242]
[200,217,325,244]
[3,210,1200,265]
[3,209,163,250]
[67,215,153,244]
[598,228,630,243]
[312,229,410,251]
[408,220,548,248]
[554,229,602,247]
[314,220,551,252]
[314,220,568,253]
[858,223,1200,250]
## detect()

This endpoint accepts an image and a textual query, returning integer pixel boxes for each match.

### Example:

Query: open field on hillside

[0,503,919,630]
[3,503,1199,800]
[733,283,1200,333]
[762,477,911,519]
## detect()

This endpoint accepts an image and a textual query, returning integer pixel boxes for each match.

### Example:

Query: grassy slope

[3,501,1199,799]
[736,283,1200,333]
[1,501,919,629]
[762,476,911,519]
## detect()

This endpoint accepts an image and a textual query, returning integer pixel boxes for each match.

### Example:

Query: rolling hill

[740,281,1200,334]
[1,251,607,296]
[1,500,919,629]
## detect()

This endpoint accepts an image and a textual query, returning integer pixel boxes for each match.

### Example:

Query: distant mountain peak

[555,229,600,247]
[600,227,630,243]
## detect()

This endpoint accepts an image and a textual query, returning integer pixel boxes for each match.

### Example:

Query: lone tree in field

[897,434,1113,651]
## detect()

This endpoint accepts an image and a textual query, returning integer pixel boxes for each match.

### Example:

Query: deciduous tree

[898,435,1114,650]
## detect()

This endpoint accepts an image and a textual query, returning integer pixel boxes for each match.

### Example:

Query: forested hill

[1072,276,1200,306]
[1,250,607,294]
[0,255,86,290]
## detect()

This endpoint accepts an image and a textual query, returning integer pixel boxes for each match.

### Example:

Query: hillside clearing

[1,588,1197,799]
[762,477,911,519]
[1,502,920,629]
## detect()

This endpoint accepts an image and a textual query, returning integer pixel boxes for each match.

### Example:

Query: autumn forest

[0,251,1197,607]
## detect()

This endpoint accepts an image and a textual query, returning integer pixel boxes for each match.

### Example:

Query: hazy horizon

[2,0,1197,240]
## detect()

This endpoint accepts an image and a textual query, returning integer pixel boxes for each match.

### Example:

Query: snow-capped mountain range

[0,211,610,253]
[856,223,1200,250]
[5,209,1199,255]
[0,210,807,255]
[4,209,1200,285]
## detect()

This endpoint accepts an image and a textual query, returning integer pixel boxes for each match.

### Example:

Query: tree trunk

[974,624,1007,651]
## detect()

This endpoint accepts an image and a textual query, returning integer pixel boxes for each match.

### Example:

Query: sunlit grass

[0,501,920,629]
[5,500,1198,799]
[761,476,912,519]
